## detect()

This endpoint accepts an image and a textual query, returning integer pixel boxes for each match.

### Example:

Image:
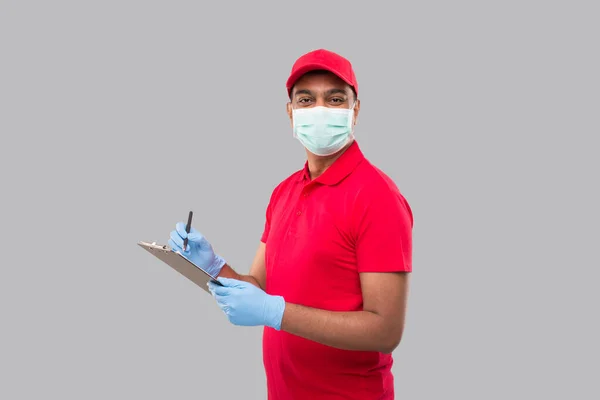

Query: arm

[280,187,413,354]
[217,242,266,290]
[280,271,410,354]
[208,184,412,353]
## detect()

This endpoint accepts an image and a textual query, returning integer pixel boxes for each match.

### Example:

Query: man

[168,49,413,399]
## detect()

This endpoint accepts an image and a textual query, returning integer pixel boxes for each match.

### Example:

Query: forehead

[292,71,351,94]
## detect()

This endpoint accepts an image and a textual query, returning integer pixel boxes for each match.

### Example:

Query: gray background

[1,1,598,399]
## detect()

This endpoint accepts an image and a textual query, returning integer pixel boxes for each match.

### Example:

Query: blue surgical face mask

[292,104,356,156]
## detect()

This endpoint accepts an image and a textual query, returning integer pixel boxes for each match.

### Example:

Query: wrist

[265,295,286,331]
[206,254,226,277]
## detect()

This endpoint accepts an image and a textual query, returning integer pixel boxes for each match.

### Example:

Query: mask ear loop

[290,103,300,139]
[349,99,358,134]
[291,108,297,139]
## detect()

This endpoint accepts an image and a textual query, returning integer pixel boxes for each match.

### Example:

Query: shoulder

[352,158,407,201]
[350,159,413,225]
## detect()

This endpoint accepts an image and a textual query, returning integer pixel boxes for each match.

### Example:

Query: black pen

[183,210,193,251]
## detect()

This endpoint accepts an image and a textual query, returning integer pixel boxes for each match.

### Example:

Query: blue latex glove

[207,277,286,331]
[168,222,226,278]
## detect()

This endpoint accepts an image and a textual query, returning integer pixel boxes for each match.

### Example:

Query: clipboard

[137,241,222,293]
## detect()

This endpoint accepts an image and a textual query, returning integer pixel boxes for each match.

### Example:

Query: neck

[306,140,353,180]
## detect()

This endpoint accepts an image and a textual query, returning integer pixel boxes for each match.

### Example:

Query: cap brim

[286,63,354,96]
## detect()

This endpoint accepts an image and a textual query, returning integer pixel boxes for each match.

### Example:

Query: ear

[353,98,361,126]
[286,101,293,127]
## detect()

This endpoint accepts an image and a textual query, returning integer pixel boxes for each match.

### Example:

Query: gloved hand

[207,277,286,331]
[168,222,226,278]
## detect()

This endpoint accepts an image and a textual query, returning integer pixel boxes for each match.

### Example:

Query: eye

[329,97,345,105]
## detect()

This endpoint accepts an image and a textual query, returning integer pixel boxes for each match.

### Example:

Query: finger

[216,300,230,315]
[168,238,183,252]
[187,227,205,243]
[212,293,231,312]
[213,294,231,310]
[208,283,232,296]
[217,277,246,288]
[176,222,190,238]
[177,222,207,244]
[207,281,217,294]
[170,230,185,248]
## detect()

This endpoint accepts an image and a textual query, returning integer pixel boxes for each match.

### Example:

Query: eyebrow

[294,88,349,97]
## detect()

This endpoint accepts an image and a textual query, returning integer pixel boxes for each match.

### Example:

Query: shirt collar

[299,140,365,186]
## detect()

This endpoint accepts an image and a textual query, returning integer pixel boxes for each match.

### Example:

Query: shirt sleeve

[354,188,413,273]
[260,201,272,244]
[261,184,281,244]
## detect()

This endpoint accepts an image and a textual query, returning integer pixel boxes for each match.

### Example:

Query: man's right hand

[169,222,226,278]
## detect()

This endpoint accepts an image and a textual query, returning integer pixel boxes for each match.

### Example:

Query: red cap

[286,49,358,98]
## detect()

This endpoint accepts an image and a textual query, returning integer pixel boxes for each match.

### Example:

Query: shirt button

[297,211,302,216]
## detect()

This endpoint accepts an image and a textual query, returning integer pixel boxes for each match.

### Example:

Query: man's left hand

[207,278,286,331]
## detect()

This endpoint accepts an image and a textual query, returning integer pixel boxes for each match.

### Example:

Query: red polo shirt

[260,140,413,400]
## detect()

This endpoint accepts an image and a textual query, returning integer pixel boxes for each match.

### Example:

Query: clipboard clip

[150,241,170,251]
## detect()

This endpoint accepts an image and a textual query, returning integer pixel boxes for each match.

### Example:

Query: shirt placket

[288,181,313,237]
[298,180,315,214]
